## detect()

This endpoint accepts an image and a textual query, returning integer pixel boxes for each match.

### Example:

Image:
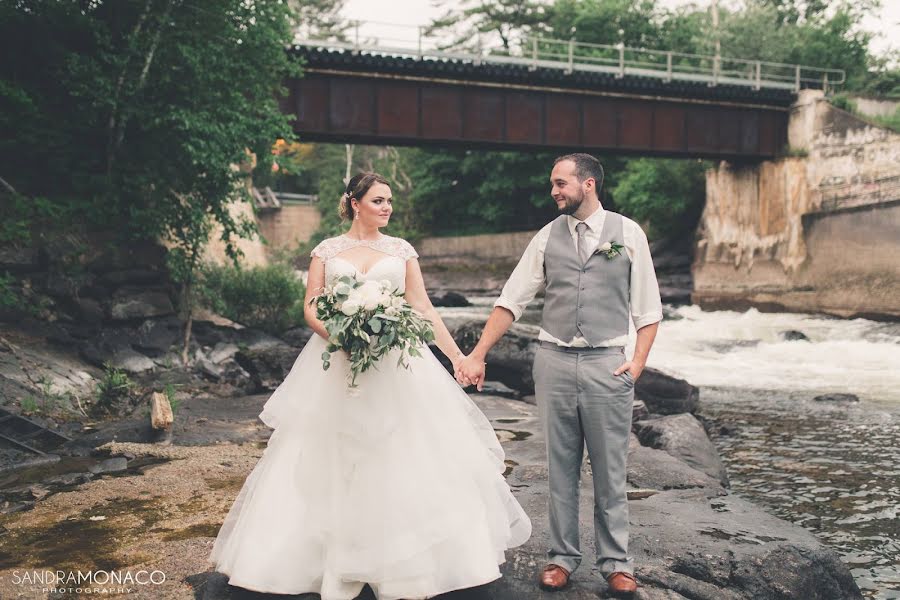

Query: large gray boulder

[634,413,729,486]
[109,287,175,320]
[627,432,726,494]
[636,368,699,414]
[234,341,302,391]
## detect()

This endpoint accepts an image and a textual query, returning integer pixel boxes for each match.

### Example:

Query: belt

[538,341,624,354]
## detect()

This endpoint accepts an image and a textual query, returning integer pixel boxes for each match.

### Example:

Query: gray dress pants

[532,341,635,577]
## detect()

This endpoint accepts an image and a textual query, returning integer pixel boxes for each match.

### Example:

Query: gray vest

[540,212,631,345]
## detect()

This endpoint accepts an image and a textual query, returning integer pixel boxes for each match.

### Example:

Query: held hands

[454,353,487,391]
[613,359,644,381]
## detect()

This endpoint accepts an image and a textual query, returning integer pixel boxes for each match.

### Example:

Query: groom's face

[550,160,586,215]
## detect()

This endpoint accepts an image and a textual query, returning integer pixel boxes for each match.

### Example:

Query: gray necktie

[576,221,590,264]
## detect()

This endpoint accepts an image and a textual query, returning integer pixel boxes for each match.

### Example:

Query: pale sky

[341,0,898,61]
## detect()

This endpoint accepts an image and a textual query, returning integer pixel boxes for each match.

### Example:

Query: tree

[1,0,302,360]
[610,159,708,239]
[426,0,550,52]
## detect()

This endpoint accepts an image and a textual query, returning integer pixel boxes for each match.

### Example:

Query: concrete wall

[202,191,269,269]
[850,96,900,119]
[417,230,538,262]
[694,90,900,319]
[257,203,321,256]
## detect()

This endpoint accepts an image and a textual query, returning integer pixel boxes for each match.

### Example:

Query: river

[437,300,900,599]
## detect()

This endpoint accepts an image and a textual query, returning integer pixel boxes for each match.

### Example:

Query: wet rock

[627,433,726,494]
[780,329,810,341]
[89,457,128,474]
[636,368,700,415]
[196,354,251,387]
[429,291,471,307]
[28,485,50,500]
[134,317,181,356]
[813,393,859,403]
[634,414,729,486]
[474,381,521,399]
[109,287,175,320]
[209,342,240,364]
[74,297,105,324]
[235,342,301,391]
[0,246,39,273]
[100,268,165,286]
[633,399,650,422]
[108,348,156,374]
[280,326,313,348]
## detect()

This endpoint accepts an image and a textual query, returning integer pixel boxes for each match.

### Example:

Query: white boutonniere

[595,241,624,259]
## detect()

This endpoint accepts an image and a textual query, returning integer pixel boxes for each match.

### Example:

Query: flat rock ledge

[0,394,861,600]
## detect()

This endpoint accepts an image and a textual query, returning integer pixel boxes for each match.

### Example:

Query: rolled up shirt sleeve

[493,228,548,322]
[627,223,663,329]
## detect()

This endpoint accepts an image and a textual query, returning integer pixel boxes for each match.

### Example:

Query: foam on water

[648,306,900,403]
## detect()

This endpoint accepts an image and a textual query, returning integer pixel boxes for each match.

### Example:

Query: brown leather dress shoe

[606,571,637,598]
[539,563,571,591]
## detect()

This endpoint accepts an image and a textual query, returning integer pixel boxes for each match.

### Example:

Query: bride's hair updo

[339,172,390,221]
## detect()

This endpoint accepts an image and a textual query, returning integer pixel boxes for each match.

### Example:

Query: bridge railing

[293,20,845,93]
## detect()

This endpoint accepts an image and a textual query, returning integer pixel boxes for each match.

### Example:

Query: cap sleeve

[310,238,334,260]
[400,239,419,260]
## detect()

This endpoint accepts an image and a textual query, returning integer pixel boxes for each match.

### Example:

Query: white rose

[391,296,405,309]
[598,242,612,252]
[380,279,393,290]
[357,282,382,311]
[341,299,361,316]
[334,282,352,296]
[384,306,398,316]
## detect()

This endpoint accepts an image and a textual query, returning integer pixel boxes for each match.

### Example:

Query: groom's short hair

[554,153,604,191]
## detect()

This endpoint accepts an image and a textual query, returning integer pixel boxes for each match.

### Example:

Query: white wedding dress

[208,234,532,600]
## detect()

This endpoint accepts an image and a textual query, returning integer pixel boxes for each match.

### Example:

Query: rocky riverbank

[0,316,863,599]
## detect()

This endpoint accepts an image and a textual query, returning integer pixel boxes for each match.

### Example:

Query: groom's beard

[556,188,585,215]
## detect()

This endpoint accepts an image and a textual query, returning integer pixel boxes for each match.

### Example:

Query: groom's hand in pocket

[613,360,643,381]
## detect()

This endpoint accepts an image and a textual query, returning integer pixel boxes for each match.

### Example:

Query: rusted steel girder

[282,70,788,160]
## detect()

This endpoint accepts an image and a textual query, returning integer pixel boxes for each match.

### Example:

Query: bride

[207,172,532,599]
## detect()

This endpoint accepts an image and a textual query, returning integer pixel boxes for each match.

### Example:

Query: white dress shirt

[494,204,663,347]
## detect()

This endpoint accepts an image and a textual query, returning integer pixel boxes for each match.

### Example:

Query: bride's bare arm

[303,256,331,342]
[404,258,465,371]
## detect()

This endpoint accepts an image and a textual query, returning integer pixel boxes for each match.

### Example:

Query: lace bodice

[311,234,419,293]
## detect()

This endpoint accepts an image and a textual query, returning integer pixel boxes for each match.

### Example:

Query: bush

[199,262,306,334]
[92,363,134,415]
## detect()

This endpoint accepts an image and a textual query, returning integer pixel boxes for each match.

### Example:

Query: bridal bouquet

[314,275,435,387]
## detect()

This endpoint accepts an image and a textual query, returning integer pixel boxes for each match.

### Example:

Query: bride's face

[353,183,393,227]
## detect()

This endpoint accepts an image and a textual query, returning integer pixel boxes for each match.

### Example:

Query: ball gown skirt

[207,333,532,600]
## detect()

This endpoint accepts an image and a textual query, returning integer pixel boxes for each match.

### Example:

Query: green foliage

[198,261,306,334]
[315,275,436,387]
[21,396,39,414]
[829,94,900,133]
[611,159,708,239]
[93,363,135,414]
[402,148,560,237]
[164,382,180,416]
[869,108,900,133]
[830,94,858,112]
[0,271,19,311]
[0,0,301,253]
[427,0,550,51]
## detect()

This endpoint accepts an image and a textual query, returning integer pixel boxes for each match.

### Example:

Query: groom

[456,153,662,598]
